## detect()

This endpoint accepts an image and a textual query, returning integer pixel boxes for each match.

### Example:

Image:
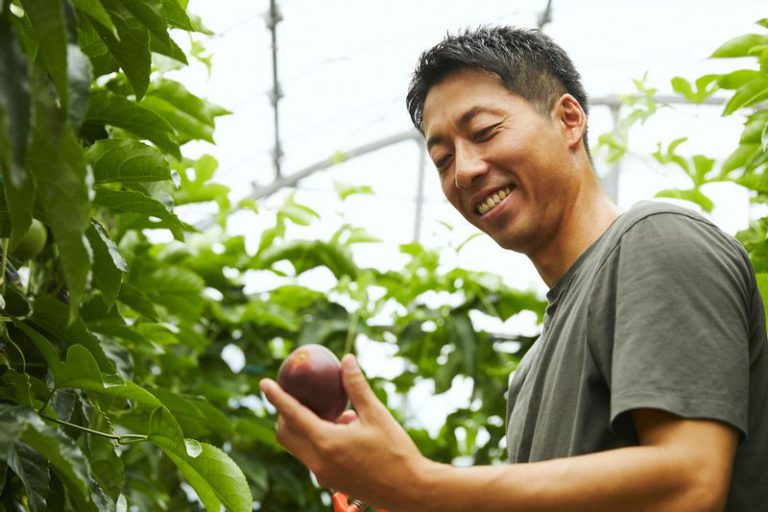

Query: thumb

[341,354,386,422]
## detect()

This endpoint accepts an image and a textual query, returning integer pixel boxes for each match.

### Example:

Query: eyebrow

[426,105,506,151]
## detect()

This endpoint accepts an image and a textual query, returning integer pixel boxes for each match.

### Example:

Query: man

[260,26,768,511]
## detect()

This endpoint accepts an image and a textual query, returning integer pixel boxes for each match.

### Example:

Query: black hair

[406,26,590,156]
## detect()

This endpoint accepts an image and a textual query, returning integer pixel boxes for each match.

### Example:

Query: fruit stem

[344,311,359,355]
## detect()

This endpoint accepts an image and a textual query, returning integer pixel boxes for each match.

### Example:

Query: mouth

[474,186,514,216]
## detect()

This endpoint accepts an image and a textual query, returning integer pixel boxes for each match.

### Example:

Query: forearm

[398,445,725,512]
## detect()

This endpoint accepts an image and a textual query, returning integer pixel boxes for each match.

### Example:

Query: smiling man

[260,26,768,511]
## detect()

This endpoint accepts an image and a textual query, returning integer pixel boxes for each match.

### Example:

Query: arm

[261,355,738,512]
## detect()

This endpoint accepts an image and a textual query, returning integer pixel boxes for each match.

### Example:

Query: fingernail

[260,379,274,393]
[342,354,358,371]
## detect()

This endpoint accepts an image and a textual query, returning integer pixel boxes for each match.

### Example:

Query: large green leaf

[116,0,187,63]
[723,76,768,115]
[0,16,35,250]
[84,90,179,158]
[72,0,117,34]
[162,0,195,31]
[655,188,715,212]
[7,441,50,512]
[88,139,172,184]
[95,0,150,98]
[66,44,92,130]
[117,282,159,320]
[55,344,162,407]
[711,33,768,58]
[258,240,358,279]
[148,408,253,512]
[19,0,68,109]
[93,188,185,240]
[28,296,115,372]
[75,13,119,78]
[0,405,92,502]
[26,73,92,320]
[133,266,205,320]
[141,80,230,144]
[86,220,127,306]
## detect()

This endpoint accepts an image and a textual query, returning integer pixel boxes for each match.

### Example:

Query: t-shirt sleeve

[607,212,752,442]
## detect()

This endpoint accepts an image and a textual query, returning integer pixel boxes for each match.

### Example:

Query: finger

[334,410,358,425]
[260,378,325,434]
[340,355,388,423]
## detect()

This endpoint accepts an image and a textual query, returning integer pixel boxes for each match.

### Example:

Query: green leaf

[258,240,359,279]
[86,221,127,307]
[162,0,194,31]
[655,188,715,212]
[133,266,205,320]
[711,33,768,58]
[75,13,119,78]
[88,139,172,184]
[117,282,158,320]
[28,295,115,372]
[723,77,768,115]
[449,313,477,375]
[84,90,179,158]
[7,441,50,512]
[56,344,162,407]
[72,0,117,34]
[721,144,760,175]
[756,273,768,321]
[148,408,253,512]
[334,181,374,201]
[120,0,171,47]
[718,69,761,90]
[0,405,92,501]
[0,16,35,250]
[140,96,213,143]
[26,73,92,320]
[691,154,715,185]
[66,44,93,131]
[652,137,691,176]
[241,299,301,331]
[143,80,229,142]
[95,0,151,98]
[93,188,186,240]
[19,0,69,109]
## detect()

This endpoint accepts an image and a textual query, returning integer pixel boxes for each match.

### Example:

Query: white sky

[176,1,766,431]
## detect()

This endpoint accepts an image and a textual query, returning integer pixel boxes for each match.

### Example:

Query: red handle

[332,492,390,512]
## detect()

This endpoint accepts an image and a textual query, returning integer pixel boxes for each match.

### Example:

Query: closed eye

[434,154,452,172]
[473,123,500,142]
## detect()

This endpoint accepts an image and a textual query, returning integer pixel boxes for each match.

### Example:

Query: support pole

[413,142,427,242]
[265,0,283,178]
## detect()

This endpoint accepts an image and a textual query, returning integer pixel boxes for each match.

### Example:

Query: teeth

[476,187,512,215]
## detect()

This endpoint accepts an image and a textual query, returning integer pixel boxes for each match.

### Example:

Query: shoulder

[609,200,748,267]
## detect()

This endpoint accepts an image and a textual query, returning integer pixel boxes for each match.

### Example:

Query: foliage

[0,1,546,510]
[596,17,768,305]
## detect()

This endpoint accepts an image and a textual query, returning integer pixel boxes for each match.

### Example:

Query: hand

[260,354,427,510]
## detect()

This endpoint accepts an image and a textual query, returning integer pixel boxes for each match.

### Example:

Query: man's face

[422,68,580,255]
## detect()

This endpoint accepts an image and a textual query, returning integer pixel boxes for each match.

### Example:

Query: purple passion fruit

[278,344,348,421]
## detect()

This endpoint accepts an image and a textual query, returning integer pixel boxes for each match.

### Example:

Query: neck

[530,186,621,289]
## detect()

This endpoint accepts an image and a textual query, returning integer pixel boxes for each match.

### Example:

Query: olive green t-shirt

[505,201,768,510]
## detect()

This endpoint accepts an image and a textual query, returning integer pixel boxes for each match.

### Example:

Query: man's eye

[473,124,498,142]
[434,155,452,171]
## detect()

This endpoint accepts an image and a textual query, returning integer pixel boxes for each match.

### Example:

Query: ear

[552,94,586,151]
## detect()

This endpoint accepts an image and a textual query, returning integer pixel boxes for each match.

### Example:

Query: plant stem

[0,238,9,289]
[39,413,148,444]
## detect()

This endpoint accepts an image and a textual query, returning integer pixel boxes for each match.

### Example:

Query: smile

[475,187,513,216]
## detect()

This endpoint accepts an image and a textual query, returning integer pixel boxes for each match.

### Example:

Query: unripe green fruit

[11,219,47,260]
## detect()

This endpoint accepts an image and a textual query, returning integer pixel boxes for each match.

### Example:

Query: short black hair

[406,26,590,155]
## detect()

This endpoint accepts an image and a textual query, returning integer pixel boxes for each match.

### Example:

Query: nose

[454,143,488,189]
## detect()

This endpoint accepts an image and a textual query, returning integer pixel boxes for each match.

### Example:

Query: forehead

[422,69,521,134]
